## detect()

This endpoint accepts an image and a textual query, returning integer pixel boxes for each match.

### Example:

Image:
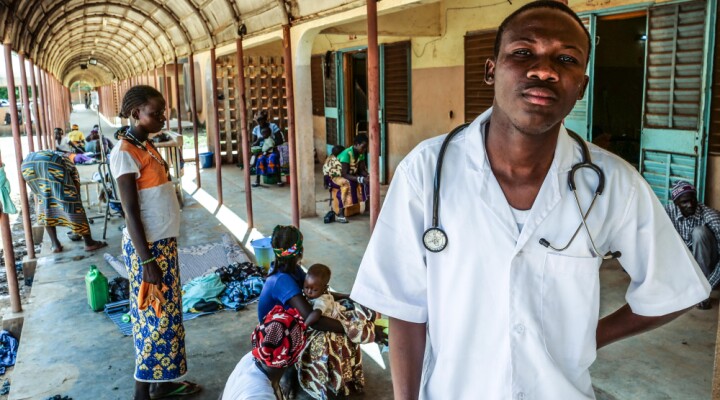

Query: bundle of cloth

[182,262,267,313]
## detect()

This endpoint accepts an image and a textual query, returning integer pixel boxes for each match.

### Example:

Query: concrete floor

[7,109,719,399]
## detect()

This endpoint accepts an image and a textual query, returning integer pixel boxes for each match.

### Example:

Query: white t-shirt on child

[309,294,346,319]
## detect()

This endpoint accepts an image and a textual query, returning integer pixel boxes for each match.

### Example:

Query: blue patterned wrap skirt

[122,235,187,382]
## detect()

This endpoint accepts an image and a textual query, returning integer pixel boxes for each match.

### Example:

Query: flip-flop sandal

[51,246,63,253]
[84,241,108,252]
[66,232,82,241]
[150,381,201,399]
[335,215,348,223]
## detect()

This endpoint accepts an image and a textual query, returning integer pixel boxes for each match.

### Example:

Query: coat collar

[463,108,581,251]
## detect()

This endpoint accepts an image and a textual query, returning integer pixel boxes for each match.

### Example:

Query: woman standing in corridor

[110,85,200,399]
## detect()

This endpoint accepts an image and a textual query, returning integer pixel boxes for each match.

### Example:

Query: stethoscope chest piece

[423,227,448,252]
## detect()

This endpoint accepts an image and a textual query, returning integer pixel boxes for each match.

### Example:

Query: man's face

[674,193,698,217]
[486,8,589,135]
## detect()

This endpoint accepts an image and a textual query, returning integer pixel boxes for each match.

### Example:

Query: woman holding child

[257,225,382,399]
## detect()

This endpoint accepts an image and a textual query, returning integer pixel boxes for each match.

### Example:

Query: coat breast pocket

[541,253,601,373]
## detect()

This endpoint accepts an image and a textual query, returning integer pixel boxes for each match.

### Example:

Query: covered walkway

[0,0,719,399]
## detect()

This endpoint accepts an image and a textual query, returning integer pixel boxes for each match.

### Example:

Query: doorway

[343,51,369,146]
[591,12,647,168]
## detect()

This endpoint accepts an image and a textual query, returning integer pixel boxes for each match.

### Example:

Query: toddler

[303,264,346,326]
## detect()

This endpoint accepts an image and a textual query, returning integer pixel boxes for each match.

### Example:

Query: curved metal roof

[0,0,363,83]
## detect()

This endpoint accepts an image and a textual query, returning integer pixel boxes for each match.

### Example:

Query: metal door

[639,0,713,203]
[564,15,596,140]
[323,52,343,156]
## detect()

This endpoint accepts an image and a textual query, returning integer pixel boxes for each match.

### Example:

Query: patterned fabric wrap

[322,156,342,178]
[21,150,90,235]
[256,152,280,176]
[329,177,368,211]
[298,300,377,399]
[252,305,307,368]
[671,180,696,201]
[122,235,187,382]
[272,226,304,260]
[278,143,290,169]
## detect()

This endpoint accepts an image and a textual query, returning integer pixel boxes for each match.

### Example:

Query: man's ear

[577,75,590,100]
[484,58,496,85]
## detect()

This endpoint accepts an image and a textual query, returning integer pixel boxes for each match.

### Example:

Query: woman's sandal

[84,241,108,252]
[335,215,348,224]
[66,232,82,241]
[150,381,201,399]
[51,245,64,253]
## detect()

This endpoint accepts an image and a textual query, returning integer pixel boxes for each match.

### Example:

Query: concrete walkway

[6,108,719,399]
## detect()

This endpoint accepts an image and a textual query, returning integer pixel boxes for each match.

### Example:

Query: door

[323,52,343,155]
[639,0,712,203]
[564,15,596,140]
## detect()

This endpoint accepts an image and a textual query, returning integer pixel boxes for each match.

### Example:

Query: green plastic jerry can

[86,265,109,311]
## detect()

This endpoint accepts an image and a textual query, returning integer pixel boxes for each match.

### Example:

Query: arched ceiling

[0,0,365,84]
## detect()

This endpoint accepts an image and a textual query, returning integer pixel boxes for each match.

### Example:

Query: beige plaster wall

[387,65,465,178]
[313,115,328,161]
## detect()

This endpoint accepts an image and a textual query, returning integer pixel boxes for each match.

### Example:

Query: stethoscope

[422,123,621,260]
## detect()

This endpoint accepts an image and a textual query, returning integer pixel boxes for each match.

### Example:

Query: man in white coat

[350,1,710,399]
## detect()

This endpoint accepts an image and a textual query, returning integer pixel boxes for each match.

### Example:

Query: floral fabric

[122,235,187,382]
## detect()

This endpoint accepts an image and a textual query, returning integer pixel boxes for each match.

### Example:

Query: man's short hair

[354,133,369,146]
[493,0,592,63]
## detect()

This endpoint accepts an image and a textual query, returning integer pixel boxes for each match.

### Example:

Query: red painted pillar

[17,54,34,153]
[188,54,201,189]
[367,0,381,232]
[163,64,170,131]
[154,68,159,89]
[28,60,43,150]
[236,37,253,228]
[174,57,182,138]
[39,69,50,149]
[210,48,223,205]
[3,45,35,262]
[282,25,299,227]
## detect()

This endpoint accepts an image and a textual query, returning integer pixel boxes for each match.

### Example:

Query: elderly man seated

[665,180,720,309]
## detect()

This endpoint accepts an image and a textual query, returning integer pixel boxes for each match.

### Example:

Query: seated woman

[85,126,114,156]
[252,126,283,187]
[332,134,370,223]
[257,225,382,399]
[21,150,107,253]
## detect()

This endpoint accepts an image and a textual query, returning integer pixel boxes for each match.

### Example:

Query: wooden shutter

[709,11,720,154]
[311,55,325,116]
[324,53,339,146]
[464,30,496,123]
[644,1,705,130]
[383,41,411,124]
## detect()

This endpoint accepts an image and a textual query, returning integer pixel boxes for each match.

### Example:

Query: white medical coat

[350,109,710,400]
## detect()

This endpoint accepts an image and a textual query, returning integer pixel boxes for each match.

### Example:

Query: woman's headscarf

[252,305,307,368]
[272,225,303,261]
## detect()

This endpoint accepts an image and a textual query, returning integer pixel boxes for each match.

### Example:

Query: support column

[174,57,183,195]
[154,68,159,89]
[163,64,170,130]
[38,69,50,149]
[235,37,253,228]
[210,48,223,205]
[0,45,24,313]
[29,60,43,150]
[283,25,299,227]
[189,54,201,188]
[3,45,35,261]
[17,54,34,153]
[367,0,381,232]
